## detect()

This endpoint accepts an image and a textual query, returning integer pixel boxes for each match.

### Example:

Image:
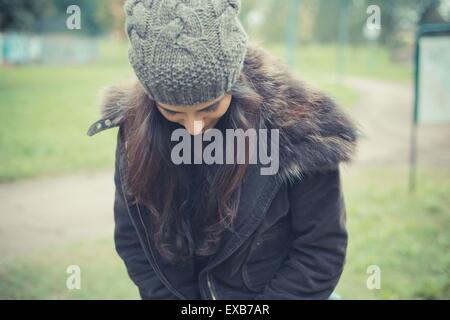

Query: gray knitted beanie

[124,0,248,106]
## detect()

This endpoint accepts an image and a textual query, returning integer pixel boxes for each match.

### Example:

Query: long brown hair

[123,73,263,264]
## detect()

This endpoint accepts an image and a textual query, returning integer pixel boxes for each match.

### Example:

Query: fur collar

[87,43,360,184]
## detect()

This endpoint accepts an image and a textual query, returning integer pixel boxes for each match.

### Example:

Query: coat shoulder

[86,80,147,136]
[244,44,361,183]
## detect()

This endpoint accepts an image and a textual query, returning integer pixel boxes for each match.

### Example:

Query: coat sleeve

[113,129,179,300]
[254,167,348,300]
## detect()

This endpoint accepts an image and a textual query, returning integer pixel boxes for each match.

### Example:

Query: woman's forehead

[157,94,225,111]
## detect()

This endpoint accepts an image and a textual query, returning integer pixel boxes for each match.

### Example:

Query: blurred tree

[313,0,341,43]
[240,0,286,42]
[52,0,113,35]
[311,0,429,46]
[419,0,447,24]
[260,0,289,43]
[0,0,124,36]
[107,0,127,39]
[1,0,443,45]
[0,0,54,31]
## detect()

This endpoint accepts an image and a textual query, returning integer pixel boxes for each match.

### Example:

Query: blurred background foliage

[1,0,448,42]
[0,0,123,35]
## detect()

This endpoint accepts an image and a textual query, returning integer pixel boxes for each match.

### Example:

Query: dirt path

[344,77,450,167]
[0,170,115,263]
[1,77,448,263]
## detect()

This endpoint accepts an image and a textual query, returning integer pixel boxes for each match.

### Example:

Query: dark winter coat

[87,43,360,300]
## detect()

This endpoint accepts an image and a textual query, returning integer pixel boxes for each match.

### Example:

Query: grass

[0,167,448,299]
[0,238,139,299]
[0,40,133,182]
[0,40,413,181]
[266,43,412,83]
[336,167,450,299]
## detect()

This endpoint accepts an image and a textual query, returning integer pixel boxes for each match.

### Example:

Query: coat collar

[87,42,360,185]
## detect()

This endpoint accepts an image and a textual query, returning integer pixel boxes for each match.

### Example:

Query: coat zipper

[207,272,218,300]
[136,203,186,299]
[118,129,185,299]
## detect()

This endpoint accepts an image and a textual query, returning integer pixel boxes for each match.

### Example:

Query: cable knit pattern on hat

[125,0,248,106]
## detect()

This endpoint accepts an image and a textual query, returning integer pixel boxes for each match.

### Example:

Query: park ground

[0,41,449,299]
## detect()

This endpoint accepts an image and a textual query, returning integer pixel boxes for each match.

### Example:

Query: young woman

[87,0,359,300]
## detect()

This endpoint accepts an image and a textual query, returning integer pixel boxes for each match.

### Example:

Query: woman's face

[156,94,232,135]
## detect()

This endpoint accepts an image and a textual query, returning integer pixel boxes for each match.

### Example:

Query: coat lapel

[204,163,283,271]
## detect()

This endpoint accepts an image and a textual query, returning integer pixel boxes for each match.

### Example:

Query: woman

[87,0,359,300]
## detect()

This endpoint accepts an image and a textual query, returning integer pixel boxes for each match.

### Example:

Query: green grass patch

[337,167,450,299]
[0,238,139,299]
[0,40,133,182]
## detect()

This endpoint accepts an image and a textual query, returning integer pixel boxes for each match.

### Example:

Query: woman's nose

[184,117,205,135]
